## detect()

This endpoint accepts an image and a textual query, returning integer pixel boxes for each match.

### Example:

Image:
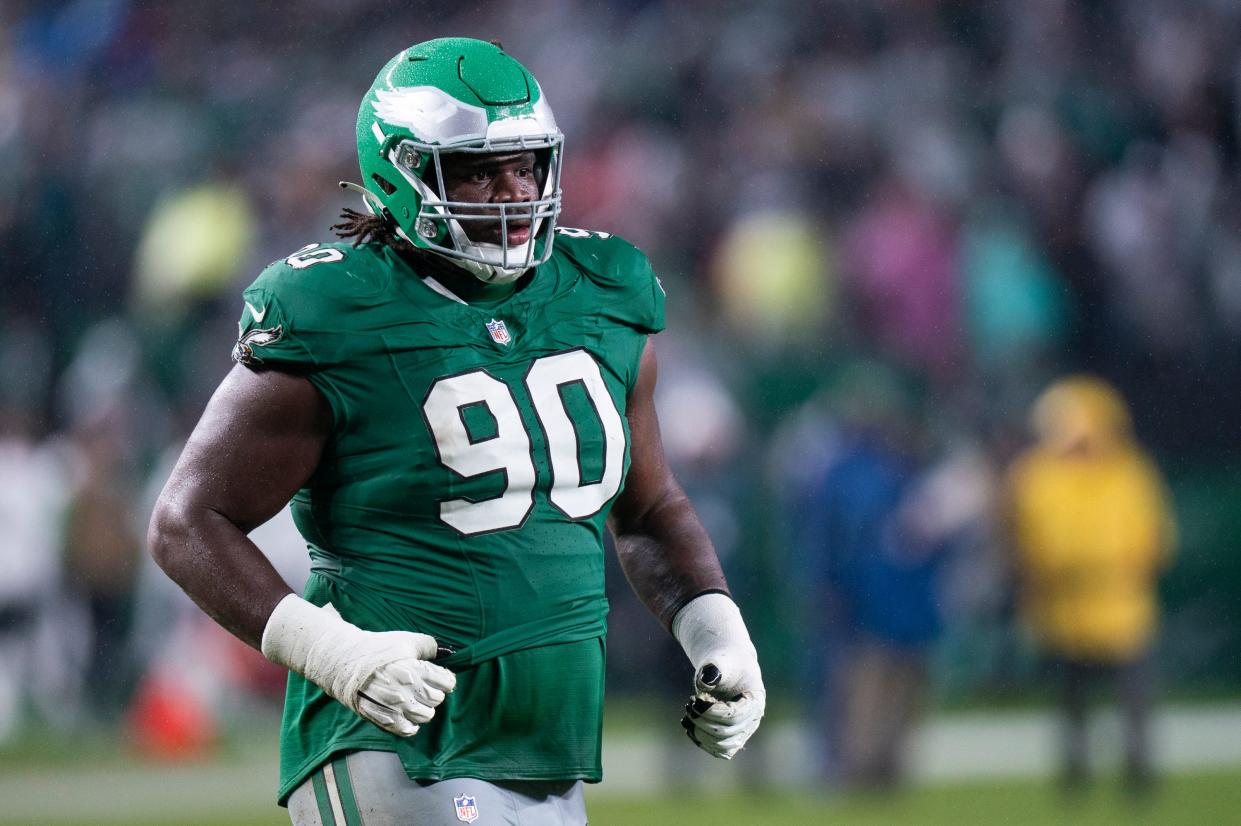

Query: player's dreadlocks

[332,208,416,254]
[332,208,468,285]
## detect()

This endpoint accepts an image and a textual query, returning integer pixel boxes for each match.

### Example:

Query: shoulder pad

[250,242,391,300]
[234,242,388,370]
[553,228,665,334]
[552,228,650,288]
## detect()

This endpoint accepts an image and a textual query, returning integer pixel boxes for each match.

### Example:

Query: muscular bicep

[149,364,332,648]
[162,364,332,531]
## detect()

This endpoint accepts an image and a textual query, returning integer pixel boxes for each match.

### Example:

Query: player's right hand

[261,595,457,737]
[347,627,458,736]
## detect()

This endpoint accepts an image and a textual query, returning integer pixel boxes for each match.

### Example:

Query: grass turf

[5,769,1239,825]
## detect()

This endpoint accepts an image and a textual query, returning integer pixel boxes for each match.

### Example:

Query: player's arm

[608,339,765,759]
[608,338,727,626]
[148,364,454,736]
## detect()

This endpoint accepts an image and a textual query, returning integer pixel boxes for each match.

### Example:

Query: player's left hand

[671,593,765,760]
[680,651,766,759]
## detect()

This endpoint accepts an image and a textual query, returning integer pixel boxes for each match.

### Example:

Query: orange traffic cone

[127,672,216,760]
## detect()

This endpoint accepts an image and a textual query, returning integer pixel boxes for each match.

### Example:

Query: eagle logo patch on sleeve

[232,324,284,365]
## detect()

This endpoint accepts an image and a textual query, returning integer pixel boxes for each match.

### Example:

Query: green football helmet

[352,38,563,284]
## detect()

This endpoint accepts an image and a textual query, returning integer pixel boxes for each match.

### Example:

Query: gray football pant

[288,750,587,825]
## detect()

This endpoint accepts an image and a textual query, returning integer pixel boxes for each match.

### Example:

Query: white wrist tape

[672,592,765,759]
[672,592,757,672]
[261,593,435,714]
[261,594,341,674]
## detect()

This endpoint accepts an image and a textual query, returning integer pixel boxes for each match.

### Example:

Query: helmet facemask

[385,135,563,284]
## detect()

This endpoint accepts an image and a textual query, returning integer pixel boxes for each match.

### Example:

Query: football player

[149,38,764,825]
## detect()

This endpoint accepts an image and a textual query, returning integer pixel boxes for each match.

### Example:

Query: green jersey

[233,228,665,803]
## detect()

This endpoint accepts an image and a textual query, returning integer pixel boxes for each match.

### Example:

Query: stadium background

[2,0,1241,822]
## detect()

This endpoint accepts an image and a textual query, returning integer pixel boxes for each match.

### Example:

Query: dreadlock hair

[332,208,416,255]
[332,207,470,285]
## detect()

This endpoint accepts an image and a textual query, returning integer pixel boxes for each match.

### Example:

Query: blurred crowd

[3,0,1241,791]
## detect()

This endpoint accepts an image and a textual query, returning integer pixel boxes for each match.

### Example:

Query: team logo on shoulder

[453,793,479,823]
[485,318,512,346]
[232,324,284,365]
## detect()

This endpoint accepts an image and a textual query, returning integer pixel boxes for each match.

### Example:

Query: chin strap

[450,254,529,285]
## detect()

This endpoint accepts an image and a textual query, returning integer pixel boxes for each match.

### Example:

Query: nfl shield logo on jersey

[453,793,480,823]
[485,318,512,345]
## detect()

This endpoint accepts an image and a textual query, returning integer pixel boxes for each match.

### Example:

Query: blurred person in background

[840,176,961,383]
[53,319,153,726]
[148,38,764,824]
[0,322,68,742]
[791,364,962,791]
[1005,376,1175,796]
[62,414,144,723]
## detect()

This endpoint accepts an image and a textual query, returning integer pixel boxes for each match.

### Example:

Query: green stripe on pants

[310,770,336,825]
[332,756,363,826]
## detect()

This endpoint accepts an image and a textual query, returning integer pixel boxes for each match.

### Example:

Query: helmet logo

[372,87,490,143]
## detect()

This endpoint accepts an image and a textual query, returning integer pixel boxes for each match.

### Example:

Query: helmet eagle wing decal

[373,87,489,144]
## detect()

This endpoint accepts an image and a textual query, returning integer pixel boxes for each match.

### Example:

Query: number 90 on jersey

[421,349,626,536]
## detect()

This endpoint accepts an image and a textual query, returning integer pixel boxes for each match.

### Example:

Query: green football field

[5,770,1239,825]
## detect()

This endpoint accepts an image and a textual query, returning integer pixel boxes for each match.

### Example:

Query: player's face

[439,150,542,246]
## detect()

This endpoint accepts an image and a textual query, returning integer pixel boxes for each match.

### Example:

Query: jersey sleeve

[231,244,371,427]
[232,282,314,369]
[232,243,378,369]
[557,230,666,334]
[620,240,667,335]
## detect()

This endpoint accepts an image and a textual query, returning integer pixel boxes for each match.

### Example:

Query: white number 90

[422,351,626,535]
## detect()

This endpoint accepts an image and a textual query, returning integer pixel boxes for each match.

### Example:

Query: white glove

[261,594,456,737]
[672,592,766,759]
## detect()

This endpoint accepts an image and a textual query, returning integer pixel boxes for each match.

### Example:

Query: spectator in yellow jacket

[1006,376,1174,795]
